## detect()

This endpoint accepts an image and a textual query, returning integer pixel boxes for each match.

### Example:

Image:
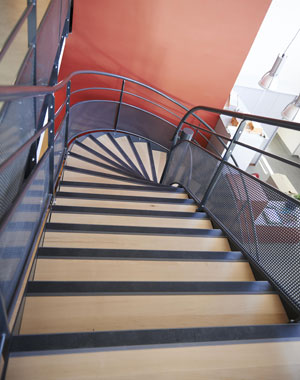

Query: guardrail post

[65,80,71,152]
[200,119,247,209]
[0,291,9,379]
[113,79,125,131]
[27,0,37,85]
[48,94,55,194]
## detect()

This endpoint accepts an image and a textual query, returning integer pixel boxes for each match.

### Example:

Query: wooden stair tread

[20,294,287,334]
[58,185,188,198]
[49,212,211,228]
[7,341,300,380]
[34,259,254,281]
[115,136,144,176]
[134,142,153,181]
[43,232,231,251]
[54,197,198,211]
[152,149,167,182]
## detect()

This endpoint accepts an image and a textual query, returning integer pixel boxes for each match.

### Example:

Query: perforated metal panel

[0,155,49,308]
[54,118,66,181]
[162,141,220,201]
[206,164,300,310]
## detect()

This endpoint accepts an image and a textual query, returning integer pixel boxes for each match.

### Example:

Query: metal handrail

[172,105,300,170]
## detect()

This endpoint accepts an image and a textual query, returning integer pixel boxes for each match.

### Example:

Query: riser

[54,198,198,212]
[34,259,254,282]
[49,213,212,229]
[7,341,300,380]
[20,294,287,334]
[43,232,231,251]
[58,185,188,198]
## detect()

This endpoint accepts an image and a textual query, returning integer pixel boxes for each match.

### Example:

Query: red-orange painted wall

[58,0,271,131]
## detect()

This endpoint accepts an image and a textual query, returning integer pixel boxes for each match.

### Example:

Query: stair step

[38,247,246,261]
[59,180,186,193]
[87,135,135,173]
[34,258,254,281]
[115,136,145,176]
[59,184,188,198]
[43,231,231,250]
[45,223,221,236]
[20,282,286,334]
[152,149,167,181]
[71,142,137,177]
[55,191,194,204]
[134,141,153,180]
[127,135,151,180]
[51,205,206,218]
[107,133,141,174]
[66,154,136,178]
[50,212,213,229]
[63,166,153,186]
[55,197,198,212]
[7,328,300,380]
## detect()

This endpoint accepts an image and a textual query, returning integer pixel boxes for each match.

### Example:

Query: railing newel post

[48,94,55,195]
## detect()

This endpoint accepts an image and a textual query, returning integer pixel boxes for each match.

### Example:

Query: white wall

[235,0,300,95]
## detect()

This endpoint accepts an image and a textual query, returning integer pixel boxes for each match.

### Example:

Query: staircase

[6,132,299,379]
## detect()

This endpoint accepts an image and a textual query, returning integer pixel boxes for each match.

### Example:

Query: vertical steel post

[27,0,37,85]
[48,94,55,194]
[200,120,247,208]
[65,80,71,151]
[26,0,38,173]
[0,291,8,380]
[113,79,125,131]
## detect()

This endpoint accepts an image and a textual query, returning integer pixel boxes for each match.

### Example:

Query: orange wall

[58,0,270,129]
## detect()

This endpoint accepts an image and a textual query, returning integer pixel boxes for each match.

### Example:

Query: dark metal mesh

[54,118,66,181]
[0,97,37,221]
[68,101,118,141]
[0,155,49,308]
[162,141,220,201]
[206,164,300,310]
[118,104,176,149]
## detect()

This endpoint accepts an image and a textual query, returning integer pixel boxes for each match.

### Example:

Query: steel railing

[162,105,300,320]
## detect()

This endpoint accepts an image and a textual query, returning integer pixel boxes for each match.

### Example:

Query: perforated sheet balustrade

[163,140,300,311]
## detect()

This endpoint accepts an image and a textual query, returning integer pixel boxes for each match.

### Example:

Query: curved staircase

[6,132,299,379]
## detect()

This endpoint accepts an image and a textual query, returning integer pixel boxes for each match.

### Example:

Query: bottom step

[7,339,300,380]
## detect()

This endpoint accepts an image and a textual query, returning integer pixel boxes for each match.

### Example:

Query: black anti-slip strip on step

[64,166,157,186]
[59,180,184,192]
[74,141,143,178]
[26,281,274,296]
[38,247,246,261]
[11,324,300,353]
[51,205,206,219]
[147,142,158,183]
[46,223,223,237]
[107,133,142,175]
[68,151,144,180]
[88,135,136,174]
[56,191,195,204]
[127,136,150,180]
